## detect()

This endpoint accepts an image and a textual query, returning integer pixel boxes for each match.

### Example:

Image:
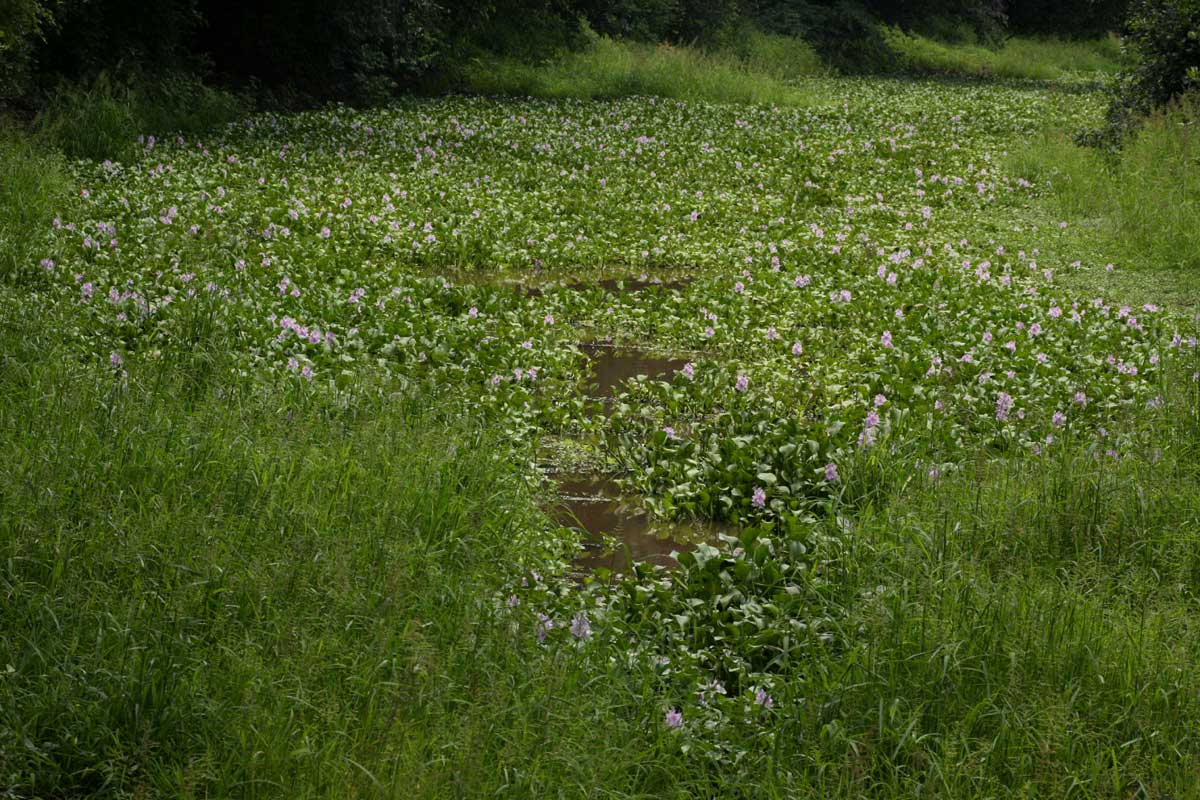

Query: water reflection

[552,475,725,574]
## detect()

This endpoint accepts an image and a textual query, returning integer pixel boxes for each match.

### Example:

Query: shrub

[1091,0,1200,144]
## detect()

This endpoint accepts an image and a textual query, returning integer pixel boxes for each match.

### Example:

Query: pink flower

[665,709,683,729]
[468,306,478,318]
[874,394,887,406]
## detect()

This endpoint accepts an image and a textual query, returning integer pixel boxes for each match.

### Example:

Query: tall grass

[465,32,824,106]
[35,72,248,162]
[1007,100,1200,272]
[0,128,70,281]
[882,28,1122,81]
[4,287,1200,796]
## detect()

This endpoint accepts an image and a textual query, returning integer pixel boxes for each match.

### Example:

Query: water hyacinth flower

[792,341,803,356]
[824,463,839,483]
[752,487,766,508]
[735,374,748,392]
[536,613,553,643]
[570,611,591,640]
[468,306,478,318]
[1052,411,1066,427]
[754,688,774,709]
[681,362,695,380]
[665,709,683,729]
[880,330,893,348]
[996,392,1014,422]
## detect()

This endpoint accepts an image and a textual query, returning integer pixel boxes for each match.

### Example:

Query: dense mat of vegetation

[3,54,1200,796]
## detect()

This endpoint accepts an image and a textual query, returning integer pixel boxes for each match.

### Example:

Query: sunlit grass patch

[465,32,825,106]
[882,29,1122,81]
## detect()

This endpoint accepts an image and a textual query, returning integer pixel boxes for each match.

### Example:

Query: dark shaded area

[4,0,1134,107]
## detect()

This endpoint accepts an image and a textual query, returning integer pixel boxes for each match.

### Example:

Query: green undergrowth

[463,32,825,105]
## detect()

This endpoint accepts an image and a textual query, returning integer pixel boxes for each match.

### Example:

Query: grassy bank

[464,31,825,105]
[882,29,1122,81]
[1004,99,1200,312]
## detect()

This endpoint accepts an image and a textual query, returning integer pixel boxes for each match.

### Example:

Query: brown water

[553,475,722,574]
[581,344,689,398]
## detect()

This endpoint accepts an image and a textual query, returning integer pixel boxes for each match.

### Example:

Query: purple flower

[735,374,748,392]
[665,709,683,729]
[109,352,123,369]
[996,392,1014,422]
[468,306,478,318]
[734,281,745,294]
[681,362,695,380]
[791,341,803,356]
[874,394,887,407]
[663,426,677,439]
[1052,411,1066,427]
[536,613,553,643]
[570,611,591,639]
[824,462,839,483]
[754,688,774,709]
[752,487,766,508]
[880,330,893,348]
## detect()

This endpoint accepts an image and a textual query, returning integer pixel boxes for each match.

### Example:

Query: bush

[0,0,55,100]
[1092,0,1200,143]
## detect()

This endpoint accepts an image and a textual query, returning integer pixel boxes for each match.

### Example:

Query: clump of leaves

[1084,0,1200,147]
